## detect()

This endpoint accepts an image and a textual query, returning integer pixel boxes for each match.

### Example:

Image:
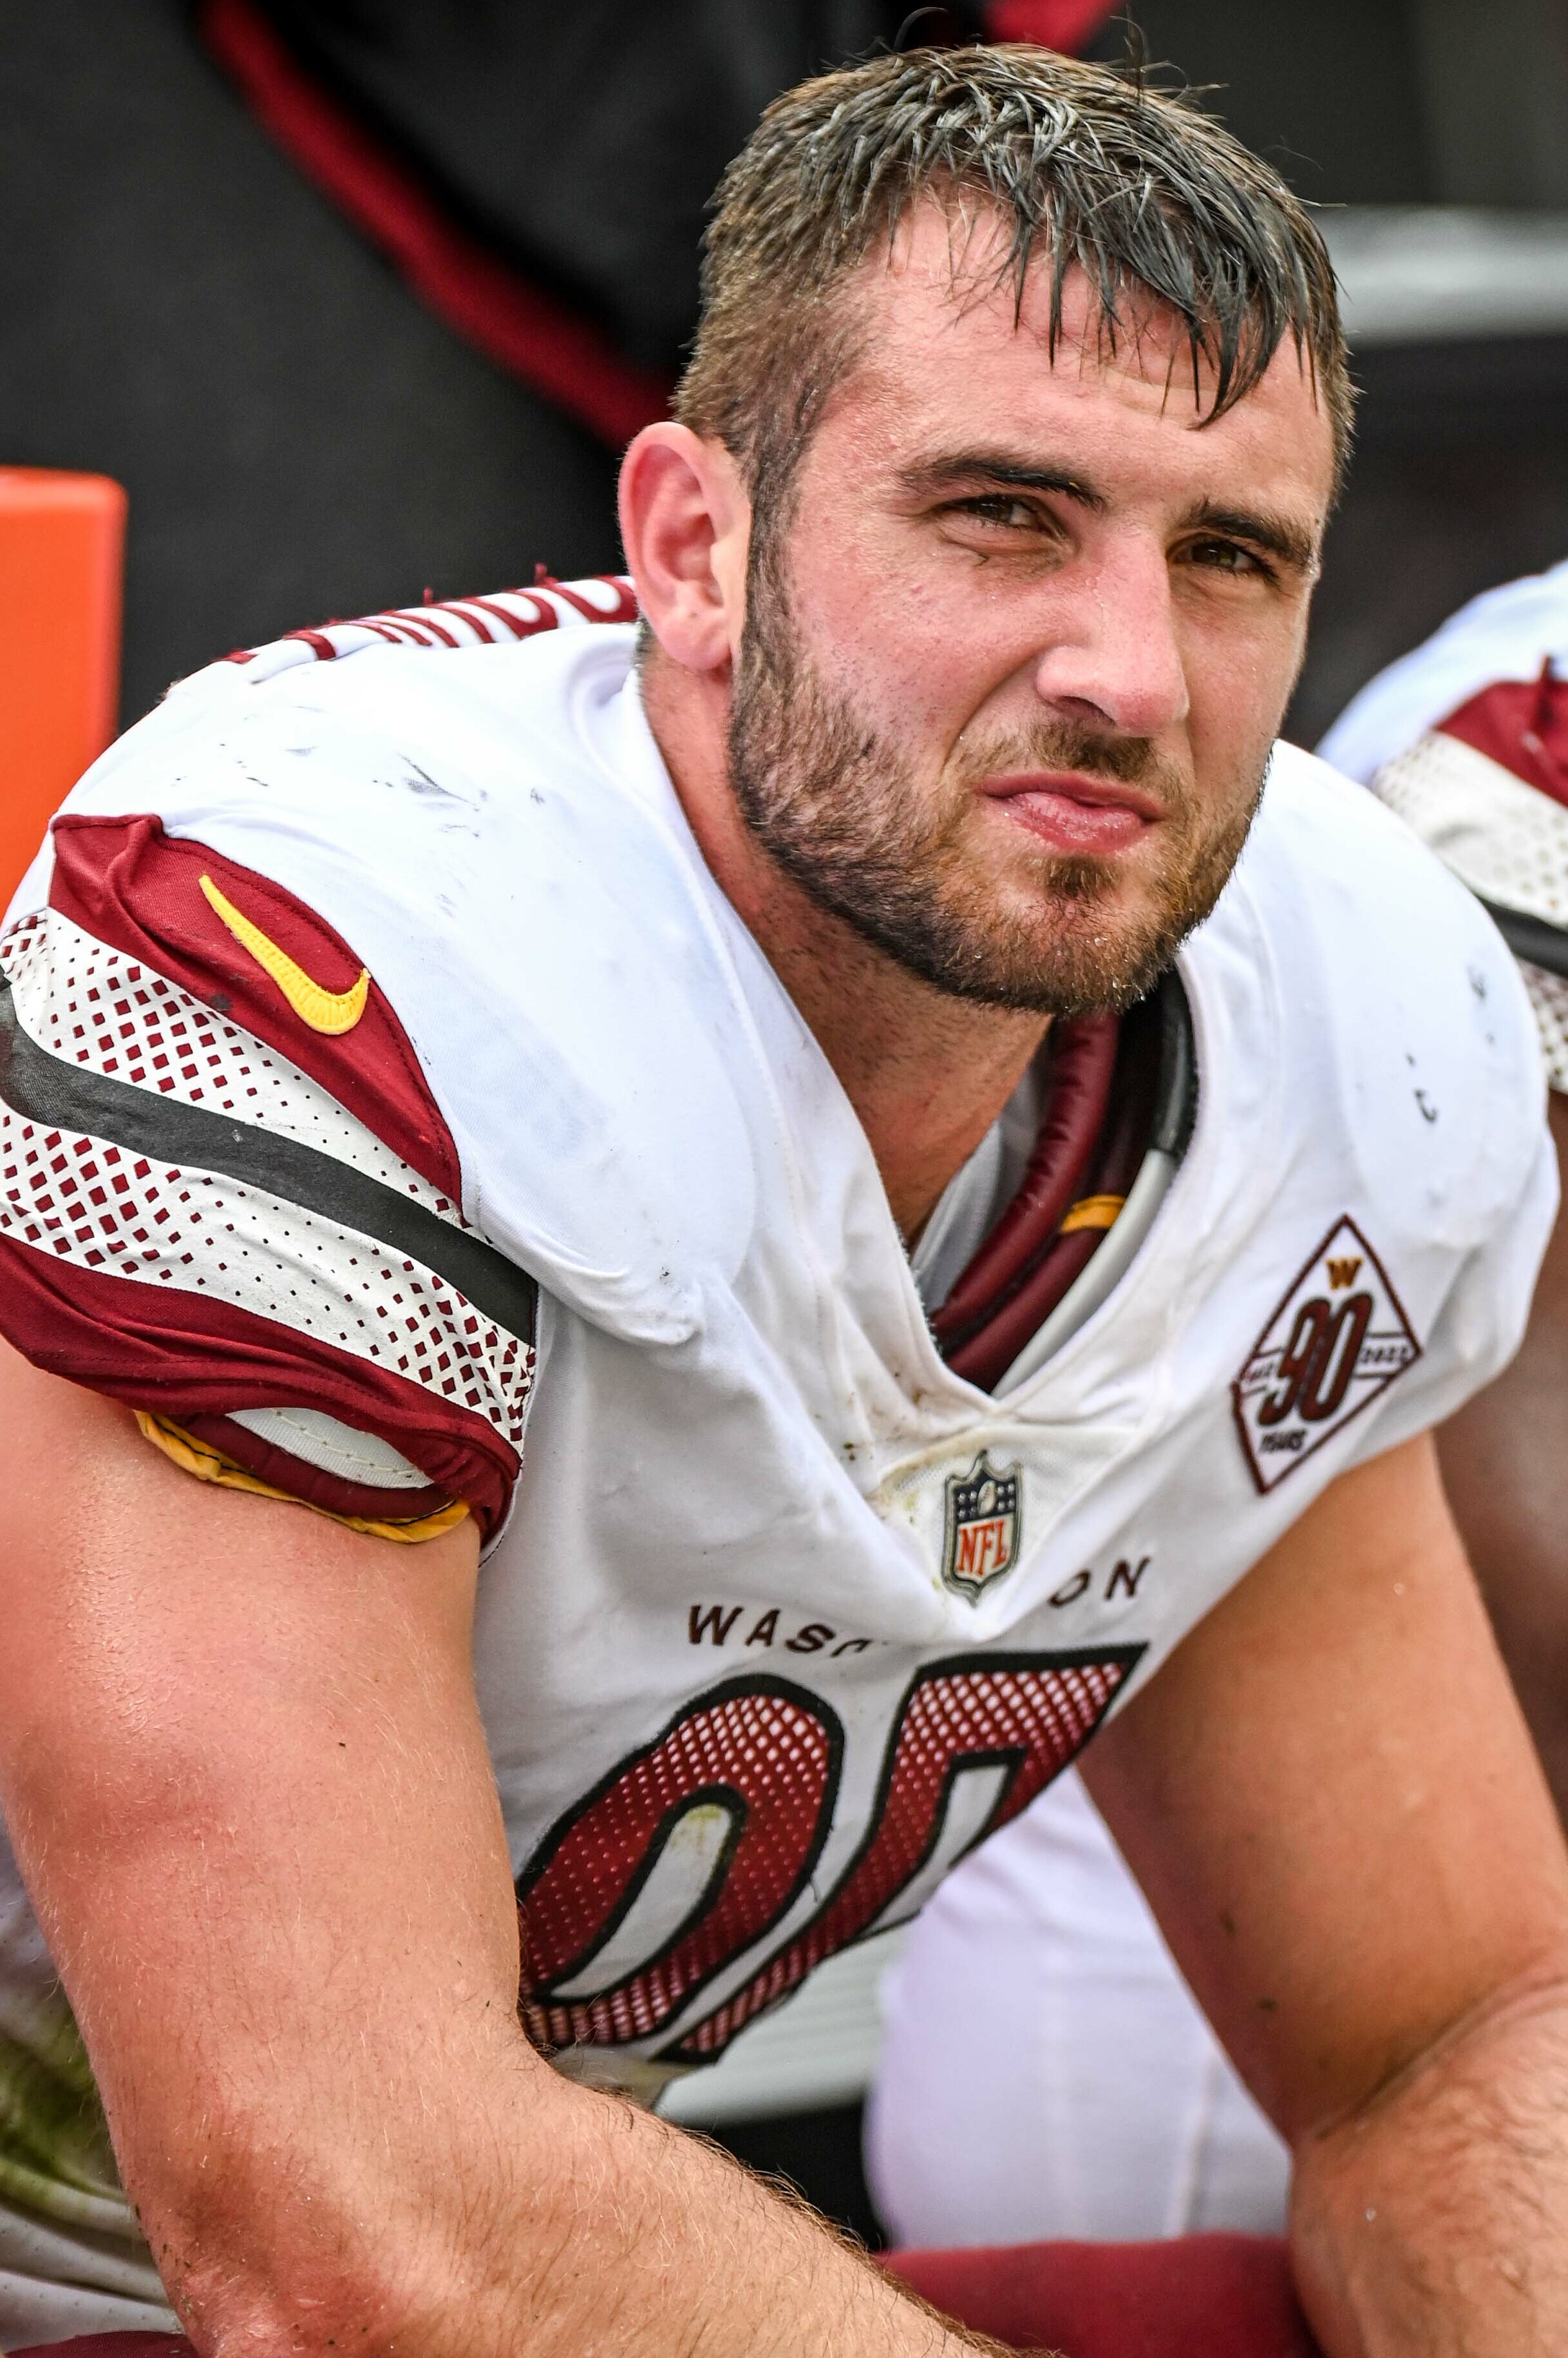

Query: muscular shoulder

[33,608,758,1338]
[0,590,766,1546]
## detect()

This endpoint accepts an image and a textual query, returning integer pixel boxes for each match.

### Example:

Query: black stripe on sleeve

[1477,897,1568,985]
[0,972,537,1343]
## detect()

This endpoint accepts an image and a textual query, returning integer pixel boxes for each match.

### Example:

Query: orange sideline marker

[0,466,127,906]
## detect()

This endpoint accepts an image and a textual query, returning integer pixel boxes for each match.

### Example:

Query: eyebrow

[1180,500,1319,575]
[896,452,1109,512]
[896,455,1321,576]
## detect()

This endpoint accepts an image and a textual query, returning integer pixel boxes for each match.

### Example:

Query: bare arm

[0,1347,994,2358]
[1083,1431,1568,2357]
[1437,1090,1568,1822]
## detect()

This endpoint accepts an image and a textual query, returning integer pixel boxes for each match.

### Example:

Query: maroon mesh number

[666,1647,1141,2063]
[518,1677,842,2049]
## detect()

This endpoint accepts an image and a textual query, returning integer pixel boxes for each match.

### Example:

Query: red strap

[931,1013,1119,1350]
[200,0,1120,446]
[985,1,1124,51]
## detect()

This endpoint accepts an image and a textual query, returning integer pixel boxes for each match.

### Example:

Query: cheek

[1181,600,1307,766]
[812,540,1050,755]
[802,563,985,741]
[787,471,1023,739]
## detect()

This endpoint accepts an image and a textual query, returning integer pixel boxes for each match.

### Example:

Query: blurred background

[4,0,1567,2245]
[5,1,1568,739]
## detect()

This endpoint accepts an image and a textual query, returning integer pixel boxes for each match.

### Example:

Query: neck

[640,650,1049,1239]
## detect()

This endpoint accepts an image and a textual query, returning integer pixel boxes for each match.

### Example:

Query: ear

[618,424,750,674]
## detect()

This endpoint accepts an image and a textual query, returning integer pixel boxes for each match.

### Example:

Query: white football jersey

[0,580,1552,2336]
[1319,557,1568,787]
[1320,558,1568,1092]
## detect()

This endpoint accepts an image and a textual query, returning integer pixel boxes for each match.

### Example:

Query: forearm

[146,2030,991,2358]
[1291,1973,1568,2357]
[0,1385,991,2358]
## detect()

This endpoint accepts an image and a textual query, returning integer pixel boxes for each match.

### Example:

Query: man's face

[726,207,1336,1014]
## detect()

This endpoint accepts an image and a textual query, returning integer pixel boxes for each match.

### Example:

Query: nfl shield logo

[942,1450,1023,1601]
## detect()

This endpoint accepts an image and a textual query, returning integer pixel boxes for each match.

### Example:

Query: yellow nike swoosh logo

[199,873,370,1036]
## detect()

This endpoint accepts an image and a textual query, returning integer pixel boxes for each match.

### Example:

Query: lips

[978,768,1163,857]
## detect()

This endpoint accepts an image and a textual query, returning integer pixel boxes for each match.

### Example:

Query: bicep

[0,1340,520,2228]
[1081,1431,1568,2144]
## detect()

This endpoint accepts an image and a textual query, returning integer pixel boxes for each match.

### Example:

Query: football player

[0,43,1565,2358]
[868,558,1568,2264]
[1327,559,1568,1819]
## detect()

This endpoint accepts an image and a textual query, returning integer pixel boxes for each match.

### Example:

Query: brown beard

[727,549,1269,1018]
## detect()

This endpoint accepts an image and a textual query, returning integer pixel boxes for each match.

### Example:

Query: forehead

[826,201,1335,508]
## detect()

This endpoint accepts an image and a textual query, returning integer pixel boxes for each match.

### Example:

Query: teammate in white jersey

[0,41,1567,2358]
[868,558,1568,2259]
[1327,558,1568,1822]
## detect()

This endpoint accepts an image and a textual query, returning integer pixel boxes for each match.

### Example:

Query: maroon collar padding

[10,2341,193,2358]
[931,1012,1119,1352]
[946,1214,1102,1389]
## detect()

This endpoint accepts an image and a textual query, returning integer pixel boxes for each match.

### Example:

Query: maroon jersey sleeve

[0,813,537,1539]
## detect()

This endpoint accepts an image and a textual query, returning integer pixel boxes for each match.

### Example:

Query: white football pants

[864,1769,1291,2247]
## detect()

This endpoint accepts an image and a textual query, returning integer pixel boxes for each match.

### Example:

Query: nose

[1030,534,1189,739]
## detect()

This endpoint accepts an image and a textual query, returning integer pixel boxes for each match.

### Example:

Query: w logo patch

[1232,1217,1421,1492]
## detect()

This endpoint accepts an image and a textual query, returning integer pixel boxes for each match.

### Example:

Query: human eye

[958,495,1041,530]
[1181,535,1275,582]
[937,492,1062,551]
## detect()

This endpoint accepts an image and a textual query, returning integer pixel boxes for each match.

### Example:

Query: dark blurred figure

[0,4,620,721]
[0,2,1064,722]
[217,2,1003,379]
[6,2,1563,744]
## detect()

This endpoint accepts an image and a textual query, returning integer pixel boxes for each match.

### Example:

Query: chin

[1010,871,1144,946]
[970,889,1184,1016]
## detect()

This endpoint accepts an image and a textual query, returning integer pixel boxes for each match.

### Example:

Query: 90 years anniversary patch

[1232,1216,1421,1492]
